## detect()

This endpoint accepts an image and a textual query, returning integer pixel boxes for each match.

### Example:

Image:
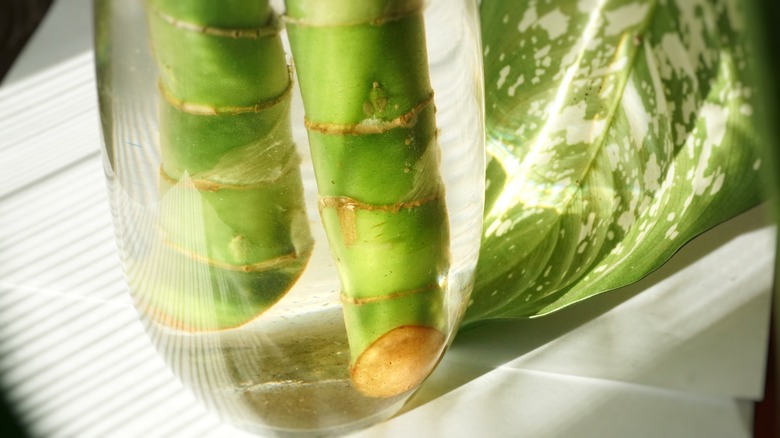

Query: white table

[1,0,775,436]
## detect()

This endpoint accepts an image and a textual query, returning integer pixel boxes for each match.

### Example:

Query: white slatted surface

[0,54,254,438]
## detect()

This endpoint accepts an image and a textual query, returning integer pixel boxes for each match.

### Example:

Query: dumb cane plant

[467,0,767,323]
[142,0,767,396]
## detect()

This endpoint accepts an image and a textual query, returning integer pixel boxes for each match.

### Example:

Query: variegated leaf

[465,0,766,323]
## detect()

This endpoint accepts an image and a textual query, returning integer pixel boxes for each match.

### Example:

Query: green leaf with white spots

[465,0,767,324]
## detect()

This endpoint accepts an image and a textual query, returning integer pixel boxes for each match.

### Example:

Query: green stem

[284,0,450,397]
[142,0,313,331]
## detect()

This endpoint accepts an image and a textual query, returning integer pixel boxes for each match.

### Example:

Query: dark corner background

[1,1,55,435]
[0,0,53,80]
[750,0,780,435]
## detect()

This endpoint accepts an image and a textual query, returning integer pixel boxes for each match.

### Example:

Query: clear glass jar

[94,0,484,435]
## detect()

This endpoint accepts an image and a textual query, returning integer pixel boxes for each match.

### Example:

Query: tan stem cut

[350,325,445,398]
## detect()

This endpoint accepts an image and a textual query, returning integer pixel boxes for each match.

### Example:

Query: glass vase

[94,0,484,435]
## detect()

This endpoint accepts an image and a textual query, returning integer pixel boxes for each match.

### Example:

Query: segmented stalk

[284,0,450,398]
[142,0,313,331]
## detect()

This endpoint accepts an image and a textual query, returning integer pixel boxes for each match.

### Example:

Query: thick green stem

[285,0,450,397]
[142,0,313,331]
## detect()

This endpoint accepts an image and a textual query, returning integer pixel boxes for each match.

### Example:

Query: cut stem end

[349,325,445,398]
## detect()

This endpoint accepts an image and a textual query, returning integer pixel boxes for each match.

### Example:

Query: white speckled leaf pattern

[465,0,766,323]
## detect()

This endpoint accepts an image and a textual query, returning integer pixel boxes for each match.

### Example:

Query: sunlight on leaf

[466,0,767,324]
